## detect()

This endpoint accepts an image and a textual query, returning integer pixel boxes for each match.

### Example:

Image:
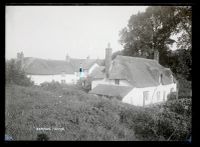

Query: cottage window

[115,79,120,85]
[61,80,66,84]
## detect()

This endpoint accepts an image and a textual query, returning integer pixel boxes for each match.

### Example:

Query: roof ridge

[97,84,133,88]
[116,55,157,62]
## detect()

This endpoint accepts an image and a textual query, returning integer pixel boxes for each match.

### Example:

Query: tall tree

[119,6,192,80]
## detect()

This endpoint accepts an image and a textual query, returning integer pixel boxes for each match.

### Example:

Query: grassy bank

[5,84,138,140]
[5,83,191,141]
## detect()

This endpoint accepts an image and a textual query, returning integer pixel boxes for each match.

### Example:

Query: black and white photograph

[5,5,192,141]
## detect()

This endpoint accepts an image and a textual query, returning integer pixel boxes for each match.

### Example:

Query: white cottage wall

[27,74,77,85]
[91,79,132,89]
[122,83,177,106]
[122,88,143,106]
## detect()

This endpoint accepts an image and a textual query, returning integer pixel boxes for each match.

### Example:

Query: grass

[5,83,191,141]
[5,84,138,141]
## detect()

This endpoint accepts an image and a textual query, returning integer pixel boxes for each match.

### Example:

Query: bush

[147,98,191,141]
[118,107,158,140]
[176,76,192,99]
[76,77,92,92]
[167,92,177,101]
[37,133,49,141]
[117,96,191,141]
[155,108,191,141]
[40,81,63,92]
[6,59,34,86]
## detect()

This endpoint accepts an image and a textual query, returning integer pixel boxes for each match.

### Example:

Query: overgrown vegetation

[6,59,34,86]
[5,81,191,141]
[5,6,192,141]
[5,84,137,140]
[118,6,192,81]
[76,77,92,93]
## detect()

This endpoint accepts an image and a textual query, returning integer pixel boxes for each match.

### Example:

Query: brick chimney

[17,51,24,70]
[105,43,112,78]
[154,49,159,62]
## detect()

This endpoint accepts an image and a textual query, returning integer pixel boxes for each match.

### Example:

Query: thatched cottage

[17,52,103,85]
[89,44,177,106]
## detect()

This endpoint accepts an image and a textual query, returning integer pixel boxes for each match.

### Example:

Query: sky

[6,6,148,60]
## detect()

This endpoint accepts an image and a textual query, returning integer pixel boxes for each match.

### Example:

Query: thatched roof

[23,57,103,75]
[89,66,105,79]
[89,84,133,99]
[90,55,175,88]
[108,55,175,87]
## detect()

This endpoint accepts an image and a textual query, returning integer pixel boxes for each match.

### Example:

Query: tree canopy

[119,6,192,81]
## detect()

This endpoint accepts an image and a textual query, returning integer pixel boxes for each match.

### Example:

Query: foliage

[6,59,34,86]
[167,49,192,81]
[119,7,180,60]
[173,6,192,51]
[118,97,191,141]
[5,84,137,140]
[119,6,192,81]
[37,133,49,141]
[40,81,63,92]
[76,77,92,92]
[6,82,191,141]
[178,77,192,98]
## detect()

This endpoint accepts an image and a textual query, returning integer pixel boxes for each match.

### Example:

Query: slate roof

[23,57,103,75]
[89,84,133,99]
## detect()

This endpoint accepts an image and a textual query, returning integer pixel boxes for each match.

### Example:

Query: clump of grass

[37,133,49,141]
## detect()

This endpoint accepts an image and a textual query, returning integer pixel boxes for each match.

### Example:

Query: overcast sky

[6,6,149,60]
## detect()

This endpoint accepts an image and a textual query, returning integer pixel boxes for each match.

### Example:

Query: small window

[61,80,65,84]
[115,79,120,85]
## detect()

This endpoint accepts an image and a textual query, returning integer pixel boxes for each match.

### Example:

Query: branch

[167,126,178,141]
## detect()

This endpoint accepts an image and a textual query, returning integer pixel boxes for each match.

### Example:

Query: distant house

[17,53,103,85]
[89,44,177,107]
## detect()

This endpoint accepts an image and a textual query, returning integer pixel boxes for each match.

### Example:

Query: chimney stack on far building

[105,43,112,78]
[154,49,159,62]
[17,51,24,70]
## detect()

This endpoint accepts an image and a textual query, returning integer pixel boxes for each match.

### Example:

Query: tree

[119,6,192,80]
[6,59,34,86]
